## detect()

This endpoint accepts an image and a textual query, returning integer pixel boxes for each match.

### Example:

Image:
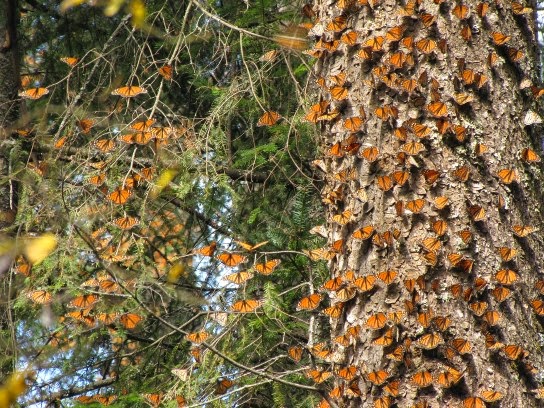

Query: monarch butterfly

[431,219,448,236]
[111,85,147,97]
[224,271,253,285]
[310,342,332,360]
[255,259,281,275]
[417,310,433,328]
[195,242,217,257]
[360,146,379,162]
[454,93,474,105]
[365,312,387,329]
[488,51,499,67]
[357,46,373,60]
[322,302,344,318]
[483,310,501,326]
[341,136,362,155]
[417,332,443,349]
[340,30,358,45]
[416,38,437,54]
[427,101,448,117]
[480,390,504,402]
[332,210,353,225]
[76,118,94,134]
[376,175,393,191]
[60,56,79,66]
[375,105,398,120]
[386,345,405,361]
[69,294,99,309]
[420,12,436,27]
[383,380,400,397]
[372,328,394,347]
[406,198,425,213]
[27,290,52,304]
[87,173,106,186]
[531,299,544,315]
[491,31,511,45]
[325,15,347,32]
[303,248,335,261]
[495,269,518,285]
[296,293,322,310]
[99,279,120,293]
[120,132,154,145]
[467,204,486,221]
[117,313,142,329]
[461,24,472,41]
[327,142,342,158]
[366,370,389,385]
[131,118,155,131]
[329,86,349,101]
[420,237,441,252]
[451,337,472,354]
[257,111,281,127]
[433,315,452,331]
[463,397,486,408]
[258,49,279,63]
[19,87,49,99]
[144,393,162,407]
[185,330,210,343]
[217,252,247,267]
[306,369,332,383]
[491,286,511,302]
[158,64,173,80]
[411,370,433,387]
[93,395,117,405]
[364,35,385,51]
[190,346,203,362]
[288,346,303,362]
[176,395,187,407]
[436,367,463,388]
[469,301,488,316]
[452,4,469,19]
[97,312,118,325]
[336,365,357,380]
[231,299,261,313]
[508,47,524,62]
[386,24,405,42]
[512,1,532,14]
[353,275,376,292]
[94,138,116,153]
[391,170,410,186]
[235,240,268,251]
[113,216,139,230]
[335,286,357,302]
[477,1,489,16]
[108,187,132,204]
[497,168,519,184]
[497,246,517,262]
[401,141,425,156]
[343,116,363,131]
[473,143,488,156]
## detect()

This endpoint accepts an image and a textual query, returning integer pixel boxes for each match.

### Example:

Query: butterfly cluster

[269,0,544,406]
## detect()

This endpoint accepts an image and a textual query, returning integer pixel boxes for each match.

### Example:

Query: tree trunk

[313,0,544,406]
[0,0,19,379]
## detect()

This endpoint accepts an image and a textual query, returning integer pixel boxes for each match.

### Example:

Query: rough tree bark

[0,0,19,380]
[312,0,544,406]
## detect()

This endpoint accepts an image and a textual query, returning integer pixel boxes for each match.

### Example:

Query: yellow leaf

[60,0,86,12]
[23,233,57,265]
[0,372,27,406]
[150,168,179,198]
[103,0,125,16]
[130,0,147,27]
[167,263,187,283]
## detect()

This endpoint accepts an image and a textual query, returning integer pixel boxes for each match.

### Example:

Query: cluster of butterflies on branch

[260,0,544,406]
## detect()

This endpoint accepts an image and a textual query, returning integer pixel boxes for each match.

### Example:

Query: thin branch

[24,377,116,405]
